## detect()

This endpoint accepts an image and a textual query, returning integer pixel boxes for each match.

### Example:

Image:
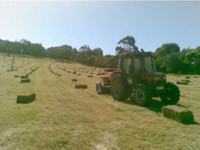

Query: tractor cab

[119,52,166,87]
[119,52,156,74]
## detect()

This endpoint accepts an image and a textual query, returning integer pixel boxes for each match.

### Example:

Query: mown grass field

[0,53,200,150]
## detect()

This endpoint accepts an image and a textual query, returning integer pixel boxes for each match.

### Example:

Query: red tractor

[96,51,180,106]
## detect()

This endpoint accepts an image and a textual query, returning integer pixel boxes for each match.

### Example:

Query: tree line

[0,36,200,74]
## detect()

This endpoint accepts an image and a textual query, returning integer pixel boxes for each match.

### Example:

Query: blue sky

[0,1,200,55]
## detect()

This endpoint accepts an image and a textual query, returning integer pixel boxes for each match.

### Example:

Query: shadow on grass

[122,98,165,113]
[119,98,200,126]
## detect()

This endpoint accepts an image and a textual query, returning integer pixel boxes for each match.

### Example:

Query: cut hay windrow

[162,105,194,123]
[17,93,36,104]
[75,84,88,89]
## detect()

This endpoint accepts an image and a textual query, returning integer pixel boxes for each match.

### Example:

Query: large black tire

[110,74,128,101]
[134,85,151,106]
[96,82,106,94]
[160,82,180,105]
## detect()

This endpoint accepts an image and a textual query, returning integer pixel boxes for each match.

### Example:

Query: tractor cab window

[133,57,142,74]
[144,56,154,73]
[123,58,132,73]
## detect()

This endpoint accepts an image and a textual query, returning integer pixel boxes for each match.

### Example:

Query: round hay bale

[20,78,31,83]
[17,93,36,104]
[75,84,87,89]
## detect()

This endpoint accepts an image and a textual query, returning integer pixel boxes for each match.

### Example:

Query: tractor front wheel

[160,82,180,105]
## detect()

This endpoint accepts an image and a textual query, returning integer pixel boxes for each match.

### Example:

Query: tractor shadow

[123,98,164,113]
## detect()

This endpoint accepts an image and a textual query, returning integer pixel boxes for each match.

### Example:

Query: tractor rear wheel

[134,85,151,106]
[161,82,180,105]
[110,75,128,101]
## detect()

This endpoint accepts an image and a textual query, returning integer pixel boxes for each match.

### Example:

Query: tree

[93,48,103,56]
[184,46,200,74]
[115,35,139,55]
[154,43,180,58]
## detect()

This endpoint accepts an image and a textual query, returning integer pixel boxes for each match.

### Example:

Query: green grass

[0,53,200,149]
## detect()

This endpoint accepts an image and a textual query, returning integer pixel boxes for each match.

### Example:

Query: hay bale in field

[162,105,194,123]
[17,93,36,104]
[14,75,19,78]
[75,84,88,89]
[88,75,93,77]
[177,81,188,85]
[185,76,190,79]
[20,78,31,83]
[71,79,77,82]
[20,75,28,79]
[182,79,190,83]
